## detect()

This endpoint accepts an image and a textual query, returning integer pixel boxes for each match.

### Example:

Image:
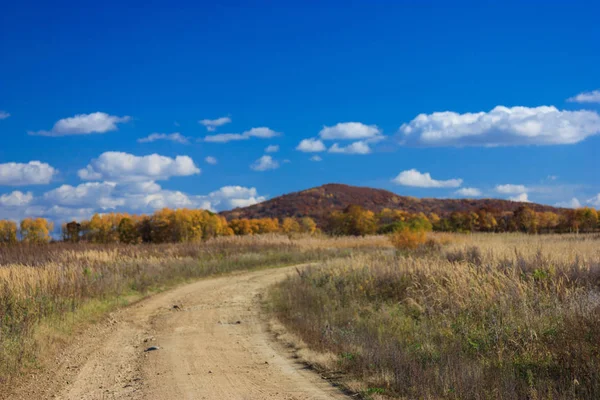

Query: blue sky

[1,1,600,223]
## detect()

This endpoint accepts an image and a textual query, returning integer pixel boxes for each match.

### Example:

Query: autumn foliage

[0,202,598,245]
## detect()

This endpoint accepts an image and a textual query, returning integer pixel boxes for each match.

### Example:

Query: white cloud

[555,198,582,208]
[119,181,162,194]
[125,190,197,211]
[310,155,322,162]
[296,138,326,152]
[328,141,371,154]
[124,185,266,213]
[392,169,463,188]
[587,194,600,207]
[138,132,189,144]
[203,127,280,143]
[78,152,201,182]
[0,161,56,186]
[400,106,600,146]
[265,145,279,153]
[203,186,266,210]
[43,182,124,210]
[0,111,10,120]
[199,116,231,132]
[244,127,279,138]
[495,184,528,194]
[205,156,217,165]
[509,193,529,202]
[319,122,381,140]
[0,191,33,207]
[203,133,247,143]
[250,155,279,171]
[1,181,267,225]
[30,112,131,136]
[568,90,600,104]
[455,187,482,197]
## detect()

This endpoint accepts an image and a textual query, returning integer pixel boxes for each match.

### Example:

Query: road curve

[11,265,348,400]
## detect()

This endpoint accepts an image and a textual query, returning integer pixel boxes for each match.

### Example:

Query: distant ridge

[220,183,565,225]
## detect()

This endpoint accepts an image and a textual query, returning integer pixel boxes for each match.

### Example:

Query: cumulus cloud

[119,181,162,194]
[568,90,600,104]
[30,112,131,136]
[205,156,217,165]
[296,138,326,152]
[1,180,267,226]
[78,152,201,182]
[203,127,280,143]
[328,141,371,154]
[202,186,266,210]
[555,198,582,208]
[392,169,463,188]
[319,122,381,140]
[587,194,600,207]
[310,155,322,162]
[509,193,529,202]
[399,106,600,147]
[0,161,56,186]
[0,191,33,207]
[0,111,10,120]
[138,132,189,144]
[495,184,528,194]
[40,181,266,217]
[250,155,279,171]
[265,145,279,153]
[199,116,231,131]
[455,187,482,197]
[43,182,124,210]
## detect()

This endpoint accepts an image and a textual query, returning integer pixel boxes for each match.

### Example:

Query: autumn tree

[574,207,598,233]
[513,206,538,233]
[229,219,254,235]
[538,212,559,233]
[299,217,317,234]
[281,217,301,236]
[20,218,53,244]
[118,217,141,244]
[0,220,17,244]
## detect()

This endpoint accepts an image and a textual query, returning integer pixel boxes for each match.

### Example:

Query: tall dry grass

[0,234,382,385]
[269,233,600,399]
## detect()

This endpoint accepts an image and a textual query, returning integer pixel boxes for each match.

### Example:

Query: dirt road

[10,266,347,400]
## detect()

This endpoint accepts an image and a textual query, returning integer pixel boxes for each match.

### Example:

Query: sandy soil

[6,265,347,400]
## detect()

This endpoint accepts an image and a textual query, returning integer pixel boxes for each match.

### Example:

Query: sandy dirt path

[9,265,347,400]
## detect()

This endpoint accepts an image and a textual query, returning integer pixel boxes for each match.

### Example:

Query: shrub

[389,227,427,250]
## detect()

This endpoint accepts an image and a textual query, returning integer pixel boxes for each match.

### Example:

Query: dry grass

[269,233,600,399]
[0,234,385,385]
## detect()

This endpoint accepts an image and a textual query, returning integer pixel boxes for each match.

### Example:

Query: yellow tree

[281,217,301,236]
[20,218,53,243]
[118,217,141,244]
[229,219,254,235]
[299,217,317,234]
[0,220,18,244]
[575,207,598,233]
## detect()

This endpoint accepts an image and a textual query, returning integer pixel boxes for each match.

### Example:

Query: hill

[220,183,565,225]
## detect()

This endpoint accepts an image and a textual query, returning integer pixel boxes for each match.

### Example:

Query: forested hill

[220,183,565,226]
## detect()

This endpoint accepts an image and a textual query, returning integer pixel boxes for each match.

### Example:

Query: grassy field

[269,233,600,399]
[0,234,391,386]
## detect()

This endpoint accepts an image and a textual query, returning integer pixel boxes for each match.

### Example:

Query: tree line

[0,208,318,244]
[325,204,599,235]
[0,204,597,244]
